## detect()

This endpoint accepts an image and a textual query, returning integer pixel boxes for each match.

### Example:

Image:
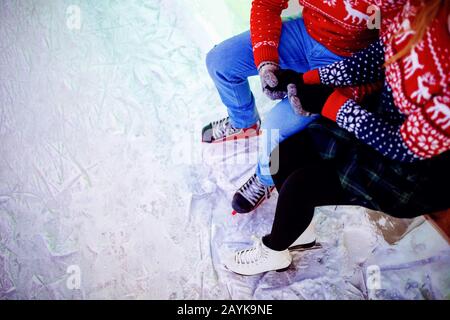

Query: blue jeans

[206,18,342,186]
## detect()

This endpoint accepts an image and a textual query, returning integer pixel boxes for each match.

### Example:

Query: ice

[0,0,449,300]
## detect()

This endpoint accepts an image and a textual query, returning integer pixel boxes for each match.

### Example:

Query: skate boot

[232,174,274,214]
[202,117,260,143]
[224,236,292,276]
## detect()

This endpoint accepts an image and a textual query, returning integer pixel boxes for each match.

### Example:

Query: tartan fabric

[306,118,450,217]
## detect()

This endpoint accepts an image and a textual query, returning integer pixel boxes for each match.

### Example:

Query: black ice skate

[232,174,274,214]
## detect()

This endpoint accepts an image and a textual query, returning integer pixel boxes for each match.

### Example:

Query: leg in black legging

[264,163,348,251]
[263,131,349,251]
[270,129,322,189]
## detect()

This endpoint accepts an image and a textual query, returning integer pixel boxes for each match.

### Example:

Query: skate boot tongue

[235,236,264,265]
[212,118,239,141]
[232,174,274,214]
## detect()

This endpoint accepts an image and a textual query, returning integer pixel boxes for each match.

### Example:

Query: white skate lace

[212,117,240,140]
[237,175,270,206]
[235,236,268,265]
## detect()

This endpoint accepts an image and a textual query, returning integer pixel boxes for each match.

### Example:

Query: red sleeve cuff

[253,46,279,68]
[322,90,351,122]
[303,69,320,84]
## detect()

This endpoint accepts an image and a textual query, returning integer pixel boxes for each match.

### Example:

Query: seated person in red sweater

[202,0,379,214]
[224,0,450,276]
[275,0,450,162]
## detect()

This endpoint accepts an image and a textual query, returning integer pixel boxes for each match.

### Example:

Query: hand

[287,83,311,116]
[272,69,310,115]
[272,69,303,89]
[273,69,334,115]
[258,62,286,100]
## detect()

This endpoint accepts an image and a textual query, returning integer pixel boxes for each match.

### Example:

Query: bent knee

[263,104,319,138]
[206,44,226,76]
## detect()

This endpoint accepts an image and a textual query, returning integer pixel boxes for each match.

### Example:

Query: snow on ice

[0,0,449,299]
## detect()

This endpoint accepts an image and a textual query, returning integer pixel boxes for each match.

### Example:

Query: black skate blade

[288,241,322,252]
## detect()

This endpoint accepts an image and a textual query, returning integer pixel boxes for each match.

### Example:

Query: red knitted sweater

[250,0,379,67]
[303,0,450,159]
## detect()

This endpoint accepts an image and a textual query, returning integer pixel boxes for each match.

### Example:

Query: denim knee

[262,99,319,140]
[261,100,294,139]
[206,44,226,79]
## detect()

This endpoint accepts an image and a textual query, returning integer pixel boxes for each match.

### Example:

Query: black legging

[263,132,349,251]
[263,129,449,251]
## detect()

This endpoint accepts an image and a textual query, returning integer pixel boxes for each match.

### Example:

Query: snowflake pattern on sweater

[312,1,450,162]
[336,99,419,162]
[318,39,385,86]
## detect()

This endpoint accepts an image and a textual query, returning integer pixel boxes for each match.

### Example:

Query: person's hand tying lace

[271,69,334,116]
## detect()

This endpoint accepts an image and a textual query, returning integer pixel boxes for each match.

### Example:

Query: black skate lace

[237,175,270,206]
[212,117,240,140]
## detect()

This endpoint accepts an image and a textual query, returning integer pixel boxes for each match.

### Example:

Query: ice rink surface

[0,0,449,299]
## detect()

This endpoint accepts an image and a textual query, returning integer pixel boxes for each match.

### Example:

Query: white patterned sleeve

[318,39,385,87]
[336,99,423,162]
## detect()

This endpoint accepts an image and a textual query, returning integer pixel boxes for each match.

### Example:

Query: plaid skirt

[306,118,450,218]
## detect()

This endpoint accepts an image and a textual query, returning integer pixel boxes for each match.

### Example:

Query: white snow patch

[0,0,448,300]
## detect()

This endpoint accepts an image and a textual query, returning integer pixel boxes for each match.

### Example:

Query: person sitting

[224,0,450,276]
[202,0,379,214]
